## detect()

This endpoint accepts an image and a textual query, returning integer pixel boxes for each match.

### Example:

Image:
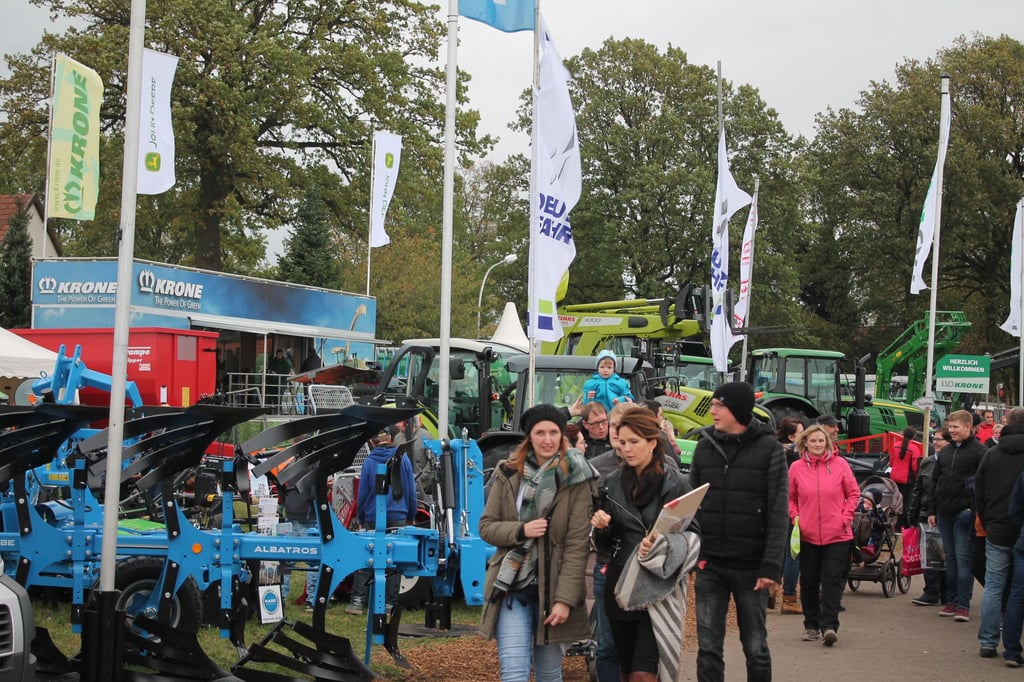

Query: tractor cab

[748,348,844,423]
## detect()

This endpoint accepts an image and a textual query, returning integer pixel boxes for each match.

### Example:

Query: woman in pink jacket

[789,424,859,647]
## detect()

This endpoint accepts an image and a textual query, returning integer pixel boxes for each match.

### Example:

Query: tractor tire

[770,405,814,429]
[113,556,203,635]
[397,574,433,611]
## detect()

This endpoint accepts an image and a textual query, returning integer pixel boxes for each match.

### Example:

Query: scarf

[615,529,701,682]
[621,465,662,509]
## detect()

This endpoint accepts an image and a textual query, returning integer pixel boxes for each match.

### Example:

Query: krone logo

[144,152,161,172]
[38,277,57,294]
[385,152,395,169]
[138,270,156,293]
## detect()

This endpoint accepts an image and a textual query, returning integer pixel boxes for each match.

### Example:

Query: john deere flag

[459,0,535,33]
[49,53,103,220]
[137,49,179,195]
[369,131,403,247]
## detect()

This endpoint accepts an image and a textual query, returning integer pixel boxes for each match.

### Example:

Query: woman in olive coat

[479,404,598,682]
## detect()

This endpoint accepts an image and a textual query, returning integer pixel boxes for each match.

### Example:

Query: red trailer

[14,327,218,407]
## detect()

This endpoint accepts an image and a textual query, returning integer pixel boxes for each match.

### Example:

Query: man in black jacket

[690,382,788,682]
[926,409,988,622]
[975,407,1024,656]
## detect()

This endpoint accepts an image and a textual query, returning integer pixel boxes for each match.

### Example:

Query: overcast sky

[3,1,1019,258]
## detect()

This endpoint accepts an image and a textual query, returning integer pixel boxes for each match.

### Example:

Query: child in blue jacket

[583,350,634,413]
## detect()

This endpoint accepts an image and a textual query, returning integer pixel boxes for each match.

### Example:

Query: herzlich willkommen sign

[935,354,991,394]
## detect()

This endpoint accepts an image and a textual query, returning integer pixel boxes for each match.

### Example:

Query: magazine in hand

[651,482,709,536]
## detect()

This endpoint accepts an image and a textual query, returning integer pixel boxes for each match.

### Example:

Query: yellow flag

[48,54,103,220]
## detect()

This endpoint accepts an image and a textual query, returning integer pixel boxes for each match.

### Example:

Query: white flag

[732,188,758,339]
[369,131,403,247]
[528,17,581,341]
[1000,198,1024,337]
[709,130,752,372]
[910,92,951,294]
[137,49,179,195]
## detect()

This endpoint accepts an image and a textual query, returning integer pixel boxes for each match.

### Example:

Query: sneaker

[980,647,998,658]
[1006,657,1024,668]
[955,608,971,622]
[939,605,958,617]
[911,595,940,606]
[304,603,316,612]
[822,629,838,647]
[801,629,820,641]
[344,601,365,615]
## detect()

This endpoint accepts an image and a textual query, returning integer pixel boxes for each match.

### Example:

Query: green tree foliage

[508,38,807,357]
[0,0,489,274]
[0,202,34,328]
[805,34,1024,359]
[275,186,342,290]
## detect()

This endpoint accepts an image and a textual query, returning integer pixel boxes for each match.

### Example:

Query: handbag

[922,524,945,570]
[790,517,801,559]
[901,524,922,576]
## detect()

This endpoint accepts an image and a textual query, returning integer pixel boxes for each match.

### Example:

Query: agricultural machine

[0,344,492,680]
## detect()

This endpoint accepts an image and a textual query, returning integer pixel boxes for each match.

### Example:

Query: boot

[782,594,802,615]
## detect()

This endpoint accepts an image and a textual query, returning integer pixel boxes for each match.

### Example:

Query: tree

[0,0,490,274]
[509,38,807,353]
[0,202,34,328]
[275,185,342,289]
[805,34,1024,359]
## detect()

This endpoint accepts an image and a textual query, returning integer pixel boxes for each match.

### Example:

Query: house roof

[0,194,62,256]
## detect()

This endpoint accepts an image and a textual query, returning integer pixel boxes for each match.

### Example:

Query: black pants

[800,540,851,633]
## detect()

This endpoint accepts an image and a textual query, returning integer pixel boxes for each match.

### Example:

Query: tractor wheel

[770,405,813,428]
[397,574,433,610]
[114,557,203,635]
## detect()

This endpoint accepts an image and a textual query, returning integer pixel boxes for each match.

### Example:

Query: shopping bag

[790,517,801,559]
[922,524,945,570]
[901,524,922,576]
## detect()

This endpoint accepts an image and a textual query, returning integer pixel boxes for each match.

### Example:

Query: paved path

[682,580,1021,681]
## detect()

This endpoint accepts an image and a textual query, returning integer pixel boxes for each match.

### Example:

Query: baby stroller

[847,475,912,597]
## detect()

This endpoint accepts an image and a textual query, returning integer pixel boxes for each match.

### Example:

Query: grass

[31,573,483,681]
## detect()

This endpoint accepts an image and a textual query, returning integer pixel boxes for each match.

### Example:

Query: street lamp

[477,253,518,337]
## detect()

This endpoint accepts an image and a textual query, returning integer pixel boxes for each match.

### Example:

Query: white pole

[366,134,376,296]
[739,179,760,379]
[714,61,726,382]
[437,0,459,437]
[1019,201,1024,403]
[100,0,147,593]
[526,1,541,408]
[921,76,951,439]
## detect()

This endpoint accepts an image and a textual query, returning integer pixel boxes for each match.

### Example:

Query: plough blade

[121,615,237,681]
[232,620,376,682]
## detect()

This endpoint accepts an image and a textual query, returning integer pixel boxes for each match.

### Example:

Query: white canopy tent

[0,327,58,402]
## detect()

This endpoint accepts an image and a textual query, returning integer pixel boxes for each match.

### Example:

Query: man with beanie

[690,381,788,681]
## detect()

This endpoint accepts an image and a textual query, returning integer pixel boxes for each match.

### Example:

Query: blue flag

[459,0,535,33]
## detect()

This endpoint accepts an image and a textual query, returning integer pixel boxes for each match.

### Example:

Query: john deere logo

[384,152,395,169]
[144,152,161,172]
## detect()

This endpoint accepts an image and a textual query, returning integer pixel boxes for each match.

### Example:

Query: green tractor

[747,348,924,438]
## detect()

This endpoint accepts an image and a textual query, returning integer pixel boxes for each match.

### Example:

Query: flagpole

[366,134,376,296]
[42,56,57,261]
[526,0,541,408]
[1018,198,1024,404]
[437,0,460,437]
[921,75,951,439]
[715,60,725,383]
[739,179,759,378]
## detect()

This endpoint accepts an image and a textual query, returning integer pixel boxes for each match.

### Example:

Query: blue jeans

[1003,546,1024,661]
[782,523,800,596]
[592,563,619,682]
[695,561,771,682]
[281,521,318,606]
[980,540,1013,649]
[495,596,565,682]
[937,509,974,609]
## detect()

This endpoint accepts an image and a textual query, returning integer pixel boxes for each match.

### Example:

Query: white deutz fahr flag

[732,188,758,341]
[709,130,752,372]
[369,131,403,247]
[137,49,179,195]
[1000,198,1024,337]
[529,17,581,341]
[910,93,951,294]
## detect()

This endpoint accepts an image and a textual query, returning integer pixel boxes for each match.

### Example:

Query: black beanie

[711,382,755,426]
[521,404,567,435]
